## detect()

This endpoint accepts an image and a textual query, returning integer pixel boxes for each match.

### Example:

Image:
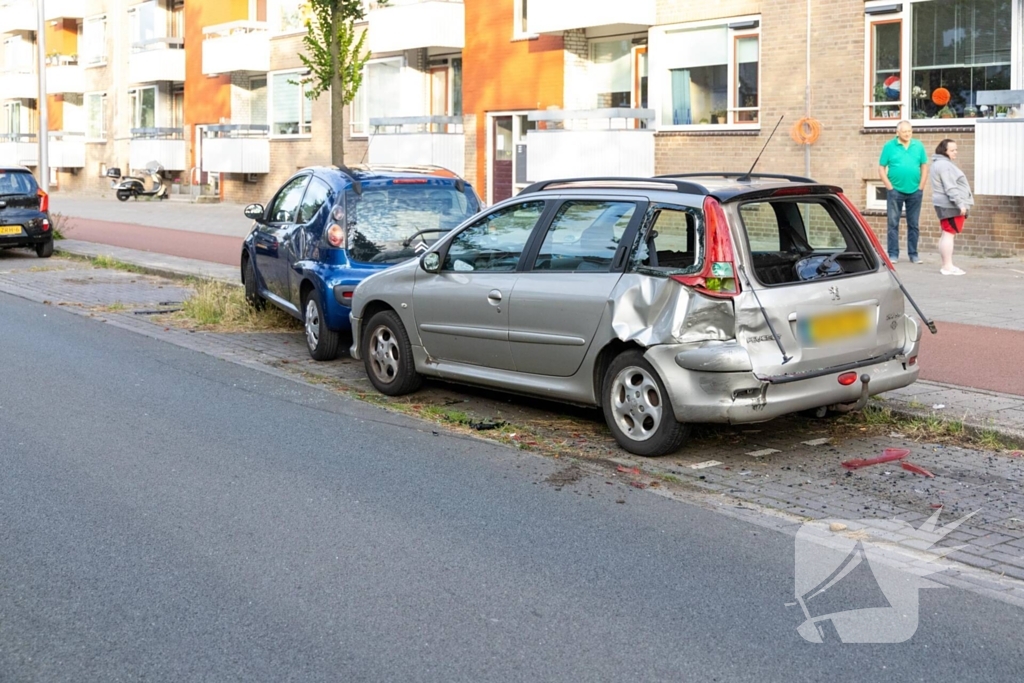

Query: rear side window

[296,177,332,224]
[738,198,876,286]
[0,170,37,197]
[532,201,635,272]
[628,206,701,275]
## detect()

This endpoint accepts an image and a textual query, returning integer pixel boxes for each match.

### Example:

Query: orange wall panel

[47,95,62,132]
[44,19,77,56]
[184,0,250,127]
[464,0,564,196]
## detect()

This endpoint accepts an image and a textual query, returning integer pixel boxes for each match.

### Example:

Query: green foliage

[295,0,379,106]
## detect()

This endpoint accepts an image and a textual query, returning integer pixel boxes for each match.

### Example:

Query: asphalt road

[3,292,1024,681]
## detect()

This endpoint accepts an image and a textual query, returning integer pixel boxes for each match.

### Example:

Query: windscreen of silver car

[628,207,702,276]
[739,198,874,286]
[345,185,480,264]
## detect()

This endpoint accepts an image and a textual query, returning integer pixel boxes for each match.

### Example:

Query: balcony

[0,70,36,100]
[367,116,465,177]
[44,0,85,21]
[202,21,270,76]
[527,0,655,34]
[0,134,37,167]
[525,109,655,182]
[49,131,85,169]
[0,0,35,35]
[201,125,269,174]
[975,91,1024,197]
[46,58,83,95]
[368,0,464,53]
[129,128,187,171]
[128,38,186,84]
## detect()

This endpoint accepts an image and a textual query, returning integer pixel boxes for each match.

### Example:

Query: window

[270,71,312,136]
[443,201,546,273]
[864,0,1016,123]
[128,1,159,51]
[591,39,633,108]
[533,201,636,272]
[268,175,310,223]
[274,0,310,33]
[296,177,332,224]
[513,0,534,39]
[129,87,157,129]
[629,207,700,274]
[3,37,33,73]
[865,181,889,211]
[654,19,761,127]
[3,102,22,136]
[350,57,402,137]
[85,92,106,140]
[82,15,106,66]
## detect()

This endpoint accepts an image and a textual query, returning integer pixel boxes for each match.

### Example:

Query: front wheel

[303,292,340,361]
[602,350,690,457]
[362,310,421,396]
[242,257,265,310]
[116,189,132,202]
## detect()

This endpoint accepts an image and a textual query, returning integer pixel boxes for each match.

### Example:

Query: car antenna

[737,115,785,183]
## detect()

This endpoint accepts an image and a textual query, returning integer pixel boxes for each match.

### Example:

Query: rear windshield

[345,183,481,264]
[0,170,37,197]
[628,205,703,276]
[738,198,877,285]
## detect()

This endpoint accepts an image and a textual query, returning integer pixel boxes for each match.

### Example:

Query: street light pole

[36,0,49,191]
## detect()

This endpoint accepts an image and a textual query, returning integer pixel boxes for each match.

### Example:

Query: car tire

[602,350,690,457]
[242,257,265,311]
[303,291,340,361]
[35,238,54,259]
[116,189,132,202]
[362,310,422,396]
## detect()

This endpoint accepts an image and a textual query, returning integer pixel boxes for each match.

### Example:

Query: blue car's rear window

[346,182,480,264]
[0,170,38,197]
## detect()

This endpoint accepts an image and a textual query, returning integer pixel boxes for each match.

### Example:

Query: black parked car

[0,166,53,258]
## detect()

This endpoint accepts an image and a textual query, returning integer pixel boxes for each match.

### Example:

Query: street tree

[296,0,384,165]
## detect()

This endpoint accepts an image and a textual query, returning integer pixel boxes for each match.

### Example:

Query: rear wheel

[602,350,690,457]
[303,292,340,361]
[35,238,54,258]
[362,310,421,396]
[116,189,132,202]
[242,257,265,310]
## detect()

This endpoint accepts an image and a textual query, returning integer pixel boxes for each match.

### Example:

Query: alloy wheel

[609,365,664,442]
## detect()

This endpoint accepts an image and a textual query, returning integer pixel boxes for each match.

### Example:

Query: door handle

[487,289,502,303]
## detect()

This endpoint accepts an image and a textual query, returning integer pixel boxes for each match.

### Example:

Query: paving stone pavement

[3,250,1024,599]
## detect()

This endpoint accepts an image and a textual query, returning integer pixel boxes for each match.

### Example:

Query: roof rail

[657,172,816,183]
[519,177,710,196]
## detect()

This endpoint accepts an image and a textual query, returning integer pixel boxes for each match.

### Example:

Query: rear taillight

[41,219,50,232]
[670,196,740,298]
[326,223,345,248]
[908,355,918,366]
[837,192,894,271]
[37,188,49,213]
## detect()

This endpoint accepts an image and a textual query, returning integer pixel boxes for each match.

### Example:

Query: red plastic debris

[841,448,911,470]
[930,503,944,509]
[901,462,935,478]
[1009,451,1023,458]
[629,481,648,489]
[616,465,641,475]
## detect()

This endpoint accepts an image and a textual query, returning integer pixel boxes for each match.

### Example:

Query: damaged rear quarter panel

[608,273,736,346]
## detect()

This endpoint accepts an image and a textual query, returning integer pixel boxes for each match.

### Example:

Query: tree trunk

[330,6,345,166]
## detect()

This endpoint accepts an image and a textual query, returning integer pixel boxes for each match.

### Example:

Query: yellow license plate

[799,308,872,345]
[0,225,23,236]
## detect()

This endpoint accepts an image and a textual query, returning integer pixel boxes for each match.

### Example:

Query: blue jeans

[886,188,922,259]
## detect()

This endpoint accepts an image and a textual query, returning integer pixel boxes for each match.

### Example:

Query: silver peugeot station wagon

[349,174,925,456]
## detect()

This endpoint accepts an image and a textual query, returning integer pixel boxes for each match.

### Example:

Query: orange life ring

[790,117,822,145]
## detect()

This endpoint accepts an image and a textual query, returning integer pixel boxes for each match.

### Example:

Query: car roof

[0,165,33,173]
[519,173,841,204]
[308,164,469,184]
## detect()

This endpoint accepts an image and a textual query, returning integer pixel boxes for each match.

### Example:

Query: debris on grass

[841,448,910,470]
[901,462,936,478]
[468,420,507,431]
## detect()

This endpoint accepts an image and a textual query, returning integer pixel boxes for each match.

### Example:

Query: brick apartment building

[2,0,1022,255]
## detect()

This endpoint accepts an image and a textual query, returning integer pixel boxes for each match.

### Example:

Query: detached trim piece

[755,349,903,385]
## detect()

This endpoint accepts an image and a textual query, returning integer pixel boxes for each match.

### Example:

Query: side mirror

[420,252,441,273]
[244,203,265,221]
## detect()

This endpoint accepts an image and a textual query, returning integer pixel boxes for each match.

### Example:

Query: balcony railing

[0,0,35,35]
[129,128,187,171]
[49,131,85,169]
[202,21,270,76]
[201,125,270,174]
[368,0,464,53]
[527,0,655,34]
[44,0,85,21]
[0,70,37,99]
[367,116,465,177]
[46,57,83,95]
[525,109,655,182]
[975,90,1024,197]
[0,133,38,167]
[128,38,186,83]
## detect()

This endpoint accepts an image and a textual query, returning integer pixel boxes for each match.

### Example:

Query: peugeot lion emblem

[829,286,841,301]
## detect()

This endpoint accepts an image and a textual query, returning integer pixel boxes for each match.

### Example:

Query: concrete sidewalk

[52,238,1024,447]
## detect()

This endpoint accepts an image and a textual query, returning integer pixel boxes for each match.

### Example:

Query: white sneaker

[940,266,965,276]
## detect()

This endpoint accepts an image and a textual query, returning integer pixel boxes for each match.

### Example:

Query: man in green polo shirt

[879,120,929,263]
